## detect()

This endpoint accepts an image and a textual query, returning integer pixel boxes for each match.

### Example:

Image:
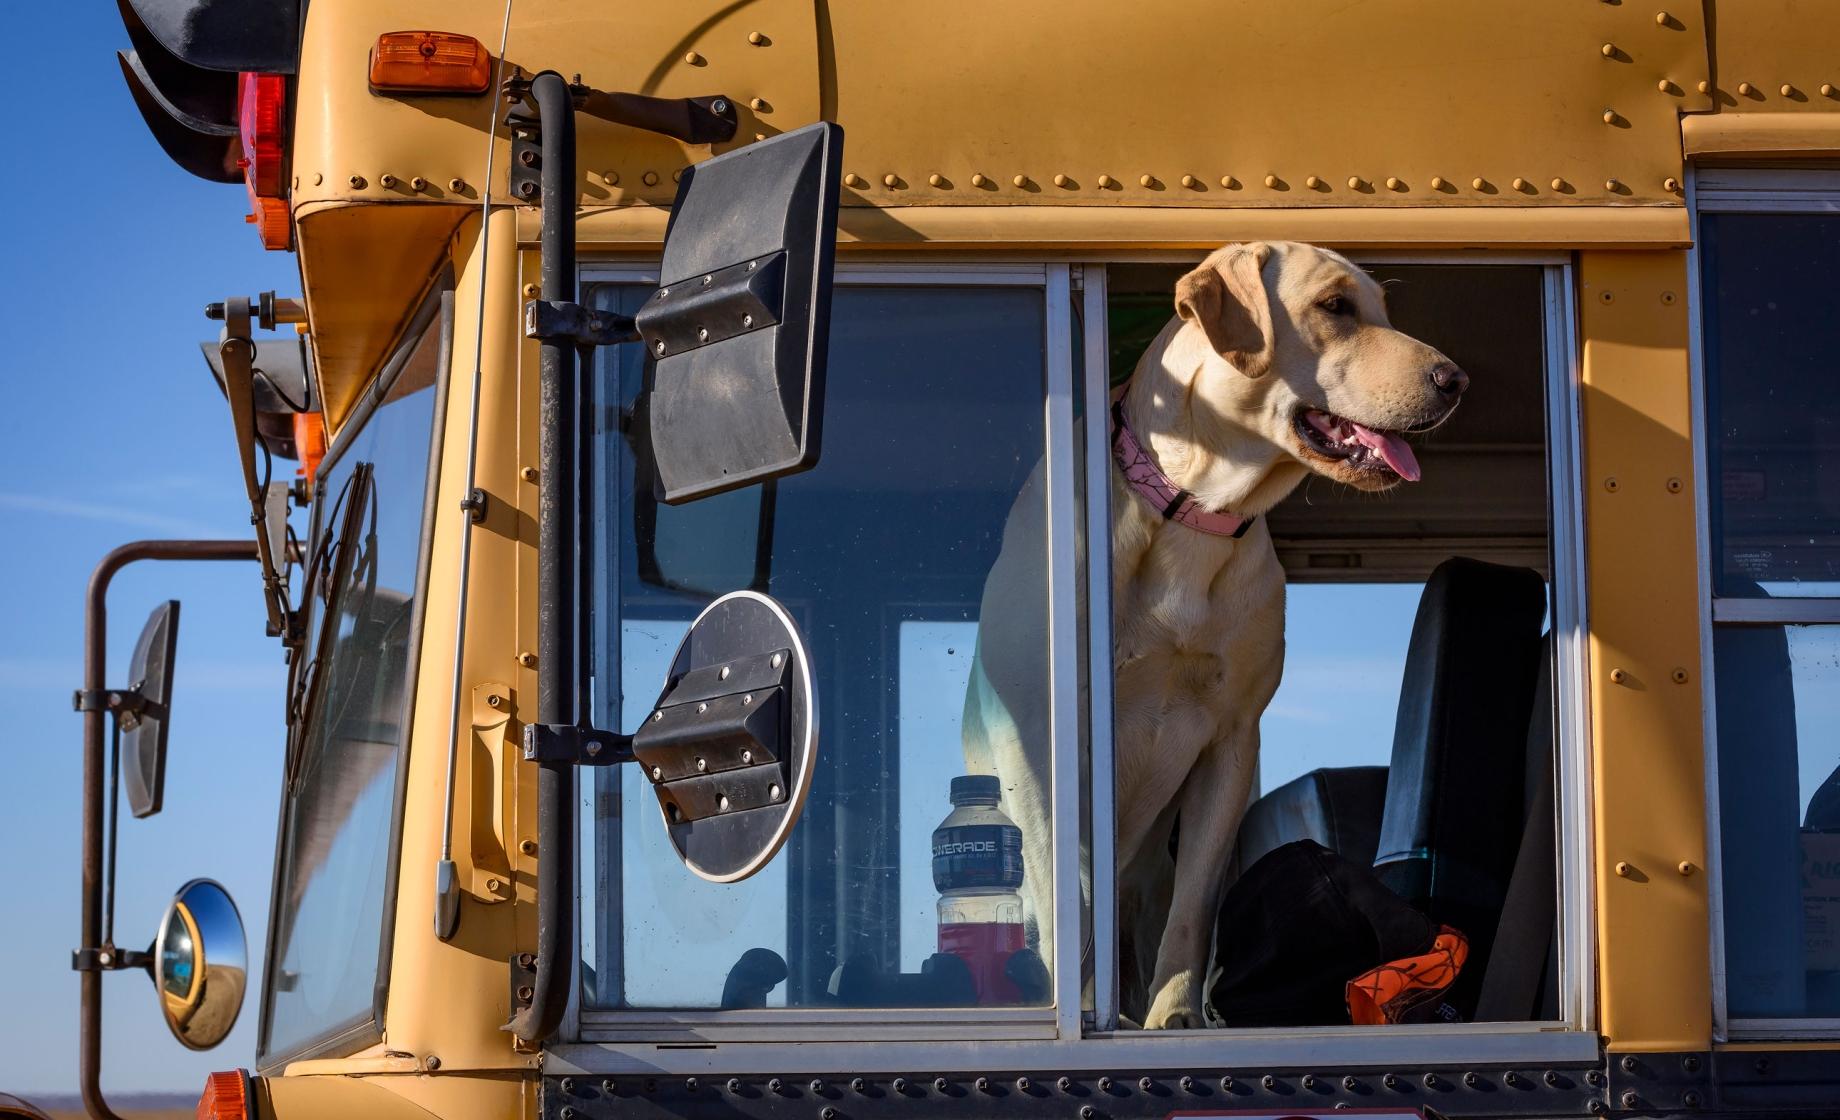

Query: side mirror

[122,601,179,819]
[152,879,247,1050]
[639,121,842,503]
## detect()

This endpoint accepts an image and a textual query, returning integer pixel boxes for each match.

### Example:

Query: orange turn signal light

[294,412,328,481]
[369,31,491,94]
[196,1070,250,1120]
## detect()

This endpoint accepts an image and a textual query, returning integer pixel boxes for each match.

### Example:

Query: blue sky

[0,7,1425,1098]
[0,5,297,1097]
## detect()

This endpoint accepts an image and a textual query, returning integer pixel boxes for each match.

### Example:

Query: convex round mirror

[153,879,247,1049]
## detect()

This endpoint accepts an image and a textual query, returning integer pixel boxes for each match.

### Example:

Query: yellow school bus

[56,3,1840,1120]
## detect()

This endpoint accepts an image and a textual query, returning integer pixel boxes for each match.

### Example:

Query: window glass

[1716,624,1840,1018]
[260,312,440,1059]
[1701,213,1840,597]
[583,282,1054,1011]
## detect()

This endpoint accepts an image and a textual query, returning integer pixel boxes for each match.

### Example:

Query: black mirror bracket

[70,947,151,973]
[70,689,149,719]
[521,723,635,766]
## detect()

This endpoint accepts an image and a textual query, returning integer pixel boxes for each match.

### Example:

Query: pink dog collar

[1111,400,1255,538]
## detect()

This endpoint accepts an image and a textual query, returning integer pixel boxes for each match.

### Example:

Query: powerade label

[932,823,1024,892]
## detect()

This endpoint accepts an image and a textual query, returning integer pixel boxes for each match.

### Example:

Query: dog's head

[1174,241,1466,492]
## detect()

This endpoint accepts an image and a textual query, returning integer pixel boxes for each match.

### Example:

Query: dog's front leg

[1142,729,1258,1029]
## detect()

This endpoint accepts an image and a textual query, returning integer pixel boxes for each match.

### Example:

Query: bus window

[581,275,1063,1014]
[1699,203,1840,1024]
[259,295,445,1064]
[1105,261,1563,1028]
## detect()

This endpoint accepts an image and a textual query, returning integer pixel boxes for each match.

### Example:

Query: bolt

[928,173,946,187]
[1098,174,1115,188]
[1513,177,1529,190]
[843,173,865,188]
[1266,174,1281,188]
[810,1078,826,1094]
[742,314,754,328]
[1679,859,1695,875]
[516,984,534,1000]
[1622,1057,1640,1075]
[697,327,708,342]
[892,1078,908,1092]
[1058,1077,1073,1092]
[684,50,703,64]
[486,877,502,891]
[742,750,753,763]
[602,170,620,186]
[1504,1071,1523,1088]
[349,174,367,189]
[1603,109,1619,124]
[1605,475,1620,491]
[1304,175,1322,189]
[1659,79,1674,92]
[1183,174,1199,188]
[559,1109,575,1120]
[1472,177,1487,190]
[1386,176,1403,190]
[603,1079,618,1093]
[1545,1070,1561,1086]
[975,1077,990,1092]
[1017,1077,1032,1092]
[727,1079,742,1093]
[1463,1072,1479,1088]
[1756,1056,1772,1074]
[768,1078,783,1093]
[487,693,503,708]
[933,1077,949,1092]
[517,952,535,968]
[1588,1101,1606,1115]
[1176,1076,1191,1092]
[1139,1076,1153,1091]
[1616,860,1633,877]
[1611,668,1629,684]
[884,174,900,188]
[821,1110,837,1120]
[1141,174,1156,187]
[410,176,427,192]
[1586,1069,1604,1087]
[1683,1055,1702,1074]
[1348,176,1364,189]
[1301,1075,1318,1091]
[1098,1077,1112,1091]
[586,740,601,757]
[1221,175,1240,188]
[1553,177,1570,191]
[651,766,663,780]
[743,694,753,705]
[1430,176,1447,190]
[559,1077,576,1094]
[379,173,398,188]
[1738,81,1755,95]
[1080,1108,1095,1120]
[1623,1090,1642,1110]
[1262,1076,1278,1090]
[1383,1074,1400,1090]
[748,30,766,44]
[1013,175,1029,188]
[518,840,537,858]
[771,653,784,668]
[523,282,540,298]
[1664,177,1682,192]
[1684,1088,1703,1107]
[642,171,659,186]
[1343,1076,1358,1091]
[518,150,538,167]
[971,173,989,188]
[748,98,766,112]
[1219,1076,1234,1090]
[1423,1073,1439,1089]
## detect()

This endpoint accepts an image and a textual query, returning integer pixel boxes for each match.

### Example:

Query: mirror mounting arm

[70,689,148,718]
[521,723,635,766]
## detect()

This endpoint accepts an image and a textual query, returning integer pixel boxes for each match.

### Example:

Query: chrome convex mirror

[153,879,247,1049]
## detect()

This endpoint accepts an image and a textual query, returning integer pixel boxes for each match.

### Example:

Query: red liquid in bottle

[938,921,1026,1005]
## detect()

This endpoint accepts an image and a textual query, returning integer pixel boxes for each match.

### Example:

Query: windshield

[259,304,443,1062]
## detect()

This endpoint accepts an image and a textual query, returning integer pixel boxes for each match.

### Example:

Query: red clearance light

[237,72,290,250]
[370,31,492,94]
[196,1070,250,1120]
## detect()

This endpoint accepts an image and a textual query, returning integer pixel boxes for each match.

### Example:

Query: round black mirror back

[153,879,246,1050]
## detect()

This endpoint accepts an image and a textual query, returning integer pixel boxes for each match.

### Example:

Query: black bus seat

[1220,557,1547,1021]
[1369,557,1546,1015]
[1229,766,1389,881]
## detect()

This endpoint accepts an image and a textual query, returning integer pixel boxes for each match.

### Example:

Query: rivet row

[830,172,1656,195]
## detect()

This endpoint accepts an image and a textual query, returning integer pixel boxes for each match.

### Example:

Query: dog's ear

[1175,243,1274,378]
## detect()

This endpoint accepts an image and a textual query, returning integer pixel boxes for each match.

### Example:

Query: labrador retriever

[963,241,1466,1028]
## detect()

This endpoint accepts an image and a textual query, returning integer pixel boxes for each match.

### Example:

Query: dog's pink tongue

[1348,422,1422,482]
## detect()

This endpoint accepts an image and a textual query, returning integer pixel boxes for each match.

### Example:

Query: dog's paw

[1143,974,1205,1030]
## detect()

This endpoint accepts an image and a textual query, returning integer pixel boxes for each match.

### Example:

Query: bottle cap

[949,774,1002,805]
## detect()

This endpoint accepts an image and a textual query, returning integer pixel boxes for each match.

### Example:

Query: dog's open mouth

[1294,409,1422,482]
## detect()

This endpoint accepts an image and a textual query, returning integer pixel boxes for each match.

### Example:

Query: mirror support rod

[501,68,737,1048]
[73,539,257,1120]
[507,69,579,1047]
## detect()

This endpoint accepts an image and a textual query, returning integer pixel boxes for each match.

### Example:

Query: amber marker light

[196,1070,251,1120]
[370,31,492,94]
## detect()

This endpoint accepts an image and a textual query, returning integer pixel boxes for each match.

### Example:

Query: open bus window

[582,278,1061,1012]
[1105,261,1562,1028]
[1700,209,1840,1022]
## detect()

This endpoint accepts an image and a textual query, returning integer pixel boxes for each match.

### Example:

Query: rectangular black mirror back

[637,121,843,504]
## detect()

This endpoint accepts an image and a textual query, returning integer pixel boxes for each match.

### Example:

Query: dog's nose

[1430,362,1469,397]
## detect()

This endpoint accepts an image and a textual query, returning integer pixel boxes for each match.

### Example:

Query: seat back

[1371,557,1547,1013]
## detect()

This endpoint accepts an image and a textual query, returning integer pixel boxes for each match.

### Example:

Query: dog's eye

[1317,294,1354,316]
